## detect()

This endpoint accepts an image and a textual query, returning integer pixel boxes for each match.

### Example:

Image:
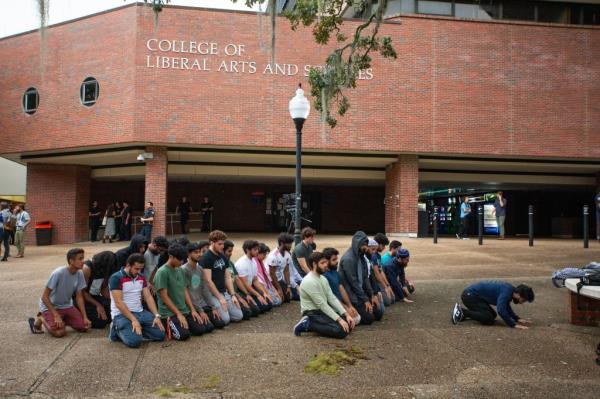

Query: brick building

[0,2,599,244]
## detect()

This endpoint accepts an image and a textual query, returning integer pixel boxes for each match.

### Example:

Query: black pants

[304,310,348,339]
[459,217,469,238]
[85,295,112,329]
[90,222,100,242]
[180,217,188,235]
[278,280,292,303]
[120,223,131,241]
[354,301,374,325]
[163,313,214,341]
[252,295,272,313]
[202,213,211,231]
[204,306,227,329]
[461,292,497,325]
[1,229,10,260]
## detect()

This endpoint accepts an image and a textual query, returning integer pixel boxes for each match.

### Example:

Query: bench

[565,278,600,326]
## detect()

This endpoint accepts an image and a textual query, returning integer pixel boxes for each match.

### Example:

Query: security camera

[136,152,154,162]
[137,154,145,162]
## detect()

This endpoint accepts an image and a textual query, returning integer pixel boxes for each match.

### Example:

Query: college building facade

[0,2,599,244]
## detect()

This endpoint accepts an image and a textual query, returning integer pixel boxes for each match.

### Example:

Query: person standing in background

[595,190,600,242]
[492,191,507,240]
[200,196,214,232]
[89,201,102,242]
[457,197,471,240]
[14,204,31,258]
[102,202,116,244]
[120,200,132,241]
[176,196,192,235]
[114,201,123,241]
[0,202,13,261]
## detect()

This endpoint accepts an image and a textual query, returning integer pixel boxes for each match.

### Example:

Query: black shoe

[0,258,6,262]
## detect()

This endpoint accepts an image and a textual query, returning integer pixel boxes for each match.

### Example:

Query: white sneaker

[463,237,470,240]
[456,234,460,239]
[451,303,463,325]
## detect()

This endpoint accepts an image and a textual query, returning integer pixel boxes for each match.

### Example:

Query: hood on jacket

[128,234,147,254]
[350,231,369,258]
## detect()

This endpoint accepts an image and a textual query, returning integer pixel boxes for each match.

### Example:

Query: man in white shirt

[14,204,30,258]
[265,233,296,303]
[234,240,272,313]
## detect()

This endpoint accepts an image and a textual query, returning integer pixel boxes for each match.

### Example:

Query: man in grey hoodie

[339,231,382,325]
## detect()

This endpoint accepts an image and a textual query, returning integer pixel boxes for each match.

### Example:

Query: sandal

[28,317,43,334]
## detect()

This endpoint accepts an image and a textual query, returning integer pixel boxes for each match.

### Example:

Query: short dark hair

[224,240,235,251]
[153,236,169,249]
[67,248,84,262]
[277,233,294,246]
[208,230,227,242]
[176,236,190,247]
[301,227,316,239]
[242,239,259,253]
[308,251,324,269]
[322,247,339,260]
[91,250,117,278]
[187,242,201,253]
[515,284,535,302]
[168,243,188,261]
[389,240,402,250]
[127,253,145,266]
[148,201,154,206]
[258,243,270,255]
[373,233,389,246]
[198,240,210,249]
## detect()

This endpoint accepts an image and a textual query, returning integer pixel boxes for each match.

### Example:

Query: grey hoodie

[339,231,372,305]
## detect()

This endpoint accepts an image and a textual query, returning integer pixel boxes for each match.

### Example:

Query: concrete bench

[565,278,600,326]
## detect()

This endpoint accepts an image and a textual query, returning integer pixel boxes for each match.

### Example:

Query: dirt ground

[1,234,599,398]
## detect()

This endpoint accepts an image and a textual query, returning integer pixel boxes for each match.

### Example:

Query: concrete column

[26,164,91,245]
[144,146,168,238]
[385,155,419,237]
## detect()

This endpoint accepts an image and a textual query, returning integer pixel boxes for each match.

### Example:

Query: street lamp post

[289,84,310,245]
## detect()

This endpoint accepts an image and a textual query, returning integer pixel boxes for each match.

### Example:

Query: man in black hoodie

[115,234,147,272]
[339,231,382,325]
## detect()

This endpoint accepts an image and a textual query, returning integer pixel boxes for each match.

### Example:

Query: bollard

[583,205,589,249]
[478,205,483,246]
[433,206,438,244]
[528,205,534,247]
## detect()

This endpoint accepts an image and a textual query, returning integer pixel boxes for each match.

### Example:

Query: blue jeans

[111,311,165,348]
[140,224,152,242]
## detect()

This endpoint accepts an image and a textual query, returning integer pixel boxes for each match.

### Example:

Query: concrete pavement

[1,235,599,398]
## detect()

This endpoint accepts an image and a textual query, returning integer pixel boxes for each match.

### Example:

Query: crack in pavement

[25,334,81,395]
[127,342,148,391]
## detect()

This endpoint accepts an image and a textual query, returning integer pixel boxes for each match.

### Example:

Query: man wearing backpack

[451,281,534,328]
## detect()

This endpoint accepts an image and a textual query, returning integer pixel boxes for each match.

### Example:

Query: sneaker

[462,237,470,240]
[108,322,120,342]
[456,233,460,239]
[451,303,463,325]
[293,316,310,336]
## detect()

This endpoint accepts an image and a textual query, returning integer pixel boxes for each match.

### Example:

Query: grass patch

[152,386,192,397]
[304,350,357,376]
[202,375,221,389]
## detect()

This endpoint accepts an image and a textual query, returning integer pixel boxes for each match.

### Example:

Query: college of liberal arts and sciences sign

[143,39,374,80]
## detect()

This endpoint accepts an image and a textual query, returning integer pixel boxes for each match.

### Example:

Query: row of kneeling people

[27,228,417,345]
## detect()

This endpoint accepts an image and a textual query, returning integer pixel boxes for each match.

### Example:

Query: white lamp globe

[288,84,310,120]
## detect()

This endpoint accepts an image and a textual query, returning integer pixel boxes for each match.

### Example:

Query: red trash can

[35,221,53,246]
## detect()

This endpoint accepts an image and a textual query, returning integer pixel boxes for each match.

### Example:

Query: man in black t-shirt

[120,200,132,241]
[89,201,102,242]
[200,196,214,232]
[292,227,316,277]
[201,230,243,324]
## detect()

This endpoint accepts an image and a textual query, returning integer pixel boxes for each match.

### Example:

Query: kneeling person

[109,254,165,347]
[154,244,212,340]
[29,248,92,337]
[294,252,355,339]
[452,281,534,329]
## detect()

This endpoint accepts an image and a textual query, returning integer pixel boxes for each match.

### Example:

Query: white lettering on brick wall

[144,38,373,80]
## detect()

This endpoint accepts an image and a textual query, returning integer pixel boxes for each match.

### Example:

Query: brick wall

[385,155,419,235]
[0,4,598,159]
[144,147,167,237]
[26,164,91,244]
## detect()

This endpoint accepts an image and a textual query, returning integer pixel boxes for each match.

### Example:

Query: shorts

[41,307,85,331]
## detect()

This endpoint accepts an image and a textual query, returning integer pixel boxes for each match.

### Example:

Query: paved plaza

[1,235,600,398]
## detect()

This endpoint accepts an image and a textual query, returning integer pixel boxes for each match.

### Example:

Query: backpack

[551,268,588,288]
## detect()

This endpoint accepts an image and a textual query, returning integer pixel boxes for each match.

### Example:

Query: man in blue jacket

[451,281,534,329]
[383,248,414,304]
